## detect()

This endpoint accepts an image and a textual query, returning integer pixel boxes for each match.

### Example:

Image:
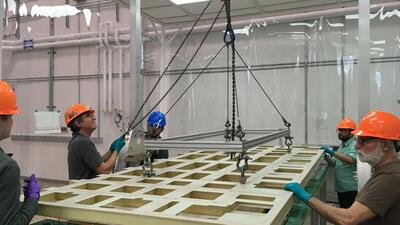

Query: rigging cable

[126,2,226,133]
[165,44,226,115]
[127,0,214,131]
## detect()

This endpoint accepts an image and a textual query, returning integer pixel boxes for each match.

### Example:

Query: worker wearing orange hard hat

[285,111,400,225]
[0,80,41,225]
[65,103,126,180]
[321,118,358,208]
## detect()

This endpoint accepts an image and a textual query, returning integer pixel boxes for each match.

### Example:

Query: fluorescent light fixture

[170,0,210,5]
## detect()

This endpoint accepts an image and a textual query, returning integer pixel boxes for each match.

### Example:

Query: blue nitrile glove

[23,174,41,201]
[109,134,126,153]
[321,145,334,156]
[284,182,312,202]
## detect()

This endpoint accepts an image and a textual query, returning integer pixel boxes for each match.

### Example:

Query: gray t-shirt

[0,147,38,225]
[67,133,102,180]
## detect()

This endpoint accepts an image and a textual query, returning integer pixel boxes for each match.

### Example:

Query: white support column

[357,0,372,190]
[0,2,3,80]
[130,0,143,127]
[358,0,370,119]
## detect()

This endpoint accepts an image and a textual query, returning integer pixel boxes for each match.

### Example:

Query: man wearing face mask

[145,111,168,161]
[284,111,400,225]
[321,118,358,208]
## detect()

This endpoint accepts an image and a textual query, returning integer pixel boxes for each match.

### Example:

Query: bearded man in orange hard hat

[65,103,126,180]
[0,81,41,225]
[285,111,400,225]
[321,118,358,208]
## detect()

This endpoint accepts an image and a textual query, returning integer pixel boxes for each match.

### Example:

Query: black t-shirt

[67,133,102,180]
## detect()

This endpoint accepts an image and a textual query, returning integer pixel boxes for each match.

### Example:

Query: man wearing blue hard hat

[145,111,168,160]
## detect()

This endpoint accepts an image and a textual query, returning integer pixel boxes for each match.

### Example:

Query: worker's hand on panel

[109,134,126,153]
[284,182,312,202]
[320,145,334,156]
[23,174,41,201]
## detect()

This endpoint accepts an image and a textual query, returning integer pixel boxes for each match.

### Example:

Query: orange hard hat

[0,81,20,115]
[64,103,95,126]
[352,111,400,141]
[337,118,356,130]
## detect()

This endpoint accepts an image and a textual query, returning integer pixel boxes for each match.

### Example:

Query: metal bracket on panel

[285,134,294,153]
[125,128,145,164]
[236,151,250,184]
[142,150,155,177]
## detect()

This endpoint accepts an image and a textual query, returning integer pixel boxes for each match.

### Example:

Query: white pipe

[2,38,101,50]
[145,1,400,37]
[2,32,101,46]
[118,48,123,113]
[114,28,121,45]
[99,22,104,46]
[104,22,110,47]
[2,1,399,51]
[108,47,113,113]
[103,48,107,112]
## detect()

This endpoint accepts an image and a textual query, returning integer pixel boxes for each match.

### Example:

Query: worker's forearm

[101,150,112,162]
[308,197,354,225]
[104,152,118,173]
[332,152,354,164]
[7,199,38,225]
[324,156,335,166]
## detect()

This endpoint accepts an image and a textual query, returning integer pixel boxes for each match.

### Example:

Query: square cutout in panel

[76,195,112,205]
[205,155,226,161]
[275,168,303,173]
[183,173,209,180]
[153,161,183,168]
[203,183,235,189]
[145,188,174,196]
[216,174,249,183]
[199,151,218,154]
[183,191,222,200]
[155,201,179,212]
[73,183,109,190]
[179,205,227,219]
[287,159,311,163]
[232,164,265,173]
[263,176,292,181]
[111,185,144,193]
[204,163,231,171]
[178,162,208,170]
[156,171,184,178]
[255,181,285,190]
[231,202,271,214]
[122,170,143,176]
[168,181,191,186]
[265,152,286,156]
[253,156,279,163]
[178,154,206,160]
[103,177,130,182]
[138,179,163,184]
[102,198,151,210]
[296,152,317,156]
[237,194,275,202]
[41,192,77,202]
[246,151,258,155]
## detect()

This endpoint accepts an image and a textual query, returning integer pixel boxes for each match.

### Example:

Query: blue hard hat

[147,111,166,127]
